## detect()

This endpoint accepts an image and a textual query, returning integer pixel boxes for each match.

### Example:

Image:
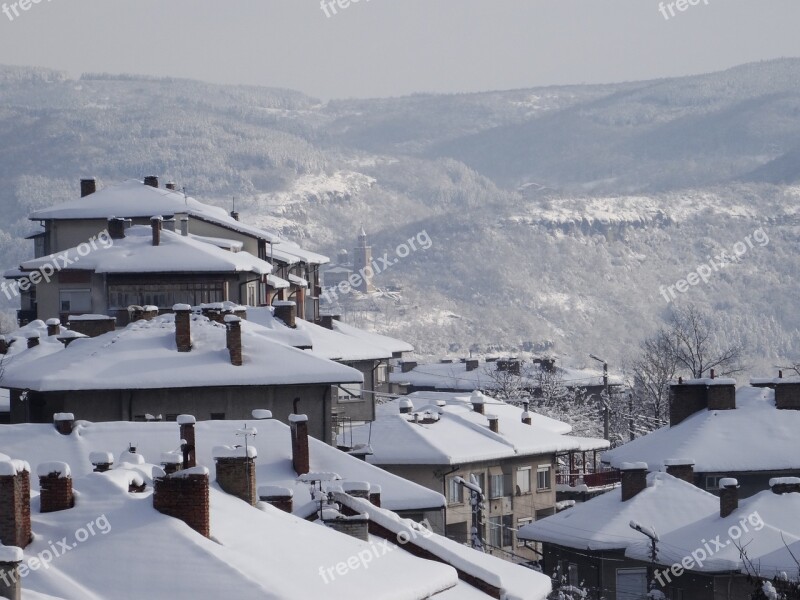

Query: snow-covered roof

[0,432,460,598]
[1,314,362,392]
[342,392,608,466]
[17,226,273,276]
[603,386,800,473]
[519,472,719,551]
[332,319,414,355]
[390,360,619,391]
[30,179,284,245]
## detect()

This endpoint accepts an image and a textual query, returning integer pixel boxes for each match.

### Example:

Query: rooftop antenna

[236,423,257,497]
[183,186,188,205]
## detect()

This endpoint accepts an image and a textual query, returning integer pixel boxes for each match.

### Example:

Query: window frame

[516,466,532,495]
[537,465,552,491]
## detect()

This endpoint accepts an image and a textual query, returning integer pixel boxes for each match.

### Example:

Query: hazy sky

[0,0,798,99]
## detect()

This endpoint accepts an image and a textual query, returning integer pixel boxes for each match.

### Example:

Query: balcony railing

[556,469,621,488]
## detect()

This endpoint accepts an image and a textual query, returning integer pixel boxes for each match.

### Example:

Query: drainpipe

[438,465,460,539]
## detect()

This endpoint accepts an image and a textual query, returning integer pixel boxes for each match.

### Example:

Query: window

[516,466,532,495]
[616,568,647,600]
[337,383,364,403]
[568,563,579,587]
[488,515,513,548]
[107,282,226,310]
[537,465,552,491]
[517,517,533,547]
[59,289,92,313]
[471,472,486,497]
[489,473,505,498]
[706,475,724,490]
[447,477,463,504]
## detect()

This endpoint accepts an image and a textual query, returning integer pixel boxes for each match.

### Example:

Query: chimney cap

[172,303,192,312]
[769,477,800,488]
[663,458,695,467]
[177,414,196,425]
[36,461,71,479]
[89,451,114,465]
[45,318,61,326]
[470,390,485,404]
[342,481,371,493]
[252,409,273,420]
[151,215,164,222]
[289,414,308,423]
[224,315,241,324]
[0,546,23,564]
[719,478,739,489]
[259,485,293,498]
[620,461,648,471]
[399,399,414,409]
[273,300,296,307]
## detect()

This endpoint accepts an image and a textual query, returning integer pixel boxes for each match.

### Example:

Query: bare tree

[629,329,679,433]
[668,305,744,378]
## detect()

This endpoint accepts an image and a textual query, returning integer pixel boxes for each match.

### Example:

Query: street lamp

[590,354,610,441]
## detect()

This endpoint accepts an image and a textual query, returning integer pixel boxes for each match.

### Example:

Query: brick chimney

[153,466,210,538]
[225,315,243,366]
[719,478,739,518]
[707,383,736,411]
[273,301,297,328]
[80,177,97,198]
[471,391,485,415]
[775,381,800,410]
[620,462,649,501]
[318,315,335,330]
[258,486,293,513]
[45,318,60,337]
[108,217,126,240]
[0,459,32,549]
[37,462,73,513]
[178,415,196,469]
[295,288,306,322]
[466,359,479,372]
[53,413,74,436]
[26,333,39,349]
[230,210,240,221]
[213,446,257,506]
[0,546,23,600]
[669,379,735,426]
[144,176,159,188]
[401,361,417,373]
[151,216,163,246]
[0,337,8,355]
[67,316,115,338]
[322,510,369,541]
[342,481,371,500]
[179,216,189,237]
[89,452,113,473]
[399,399,414,414]
[487,415,499,434]
[165,182,177,191]
[769,477,800,495]
[521,401,532,425]
[664,459,695,484]
[173,305,192,353]
[160,453,183,476]
[369,484,382,507]
[290,414,310,476]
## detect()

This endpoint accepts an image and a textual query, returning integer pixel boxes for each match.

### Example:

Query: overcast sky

[0,0,798,99]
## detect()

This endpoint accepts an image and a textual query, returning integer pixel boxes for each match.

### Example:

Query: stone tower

[353,226,375,293]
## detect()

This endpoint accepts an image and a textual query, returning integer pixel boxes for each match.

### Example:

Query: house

[0,311,363,443]
[603,377,800,497]
[12,177,327,325]
[339,390,609,563]
[518,462,800,600]
[0,413,553,599]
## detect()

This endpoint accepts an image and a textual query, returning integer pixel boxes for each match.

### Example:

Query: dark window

[108,282,226,310]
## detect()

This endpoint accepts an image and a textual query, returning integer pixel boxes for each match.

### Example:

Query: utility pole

[590,354,610,441]
[628,392,635,442]
[455,475,485,552]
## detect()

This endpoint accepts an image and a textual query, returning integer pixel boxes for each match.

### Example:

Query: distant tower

[353,226,375,293]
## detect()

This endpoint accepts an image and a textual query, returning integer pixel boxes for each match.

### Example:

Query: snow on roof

[603,386,800,473]
[625,488,800,576]
[19,226,274,276]
[30,179,284,245]
[275,240,330,265]
[343,393,608,466]
[389,360,619,391]
[332,319,414,354]
[0,418,444,514]
[1,314,363,392]
[188,233,244,251]
[519,472,719,551]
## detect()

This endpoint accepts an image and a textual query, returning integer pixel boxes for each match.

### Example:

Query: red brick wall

[215,458,256,505]
[0,471,31,549]
[153,474,210,538]
[39,474,73,513]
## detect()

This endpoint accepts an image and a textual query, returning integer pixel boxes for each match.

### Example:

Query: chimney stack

[258,486,293,513]
[230,211,240,221]
[290,413,310,476]
[664,459,695,484]
[0,337,8,355]
[401,361,417,373]
[669,379,735,426]
[89,452,113,473]
[153,466,210,538]
[80,178,97,198]
[173,305,192,353]
[45,318,61,337]
[37,462,73,513]
[295,288,306,322]
[273,301,297,328]
[224,315,243,366]
[369,484,382,507]
[165,182,177,191]
[487,415,499,434]
[213,446,257,506]
[108,217,126,240]
[151,216,163,246]
[769,477,800,495]
[0,546,23,600]
[775,381,800,410]
[466,359,479,372]
[399,399,414,414]
[471,391,485,415]
[26,333,39,349]
[53,413,74,436]
[160,453,182,476]
[719,478,739,518]
[144,176,159,188]
[342,481,371,500]
[620,462,648,501]
[163,218,176,233]
[521,401,532,425]
[0,458,32,549]
[179,216,189,237]
[178,415,196,469]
